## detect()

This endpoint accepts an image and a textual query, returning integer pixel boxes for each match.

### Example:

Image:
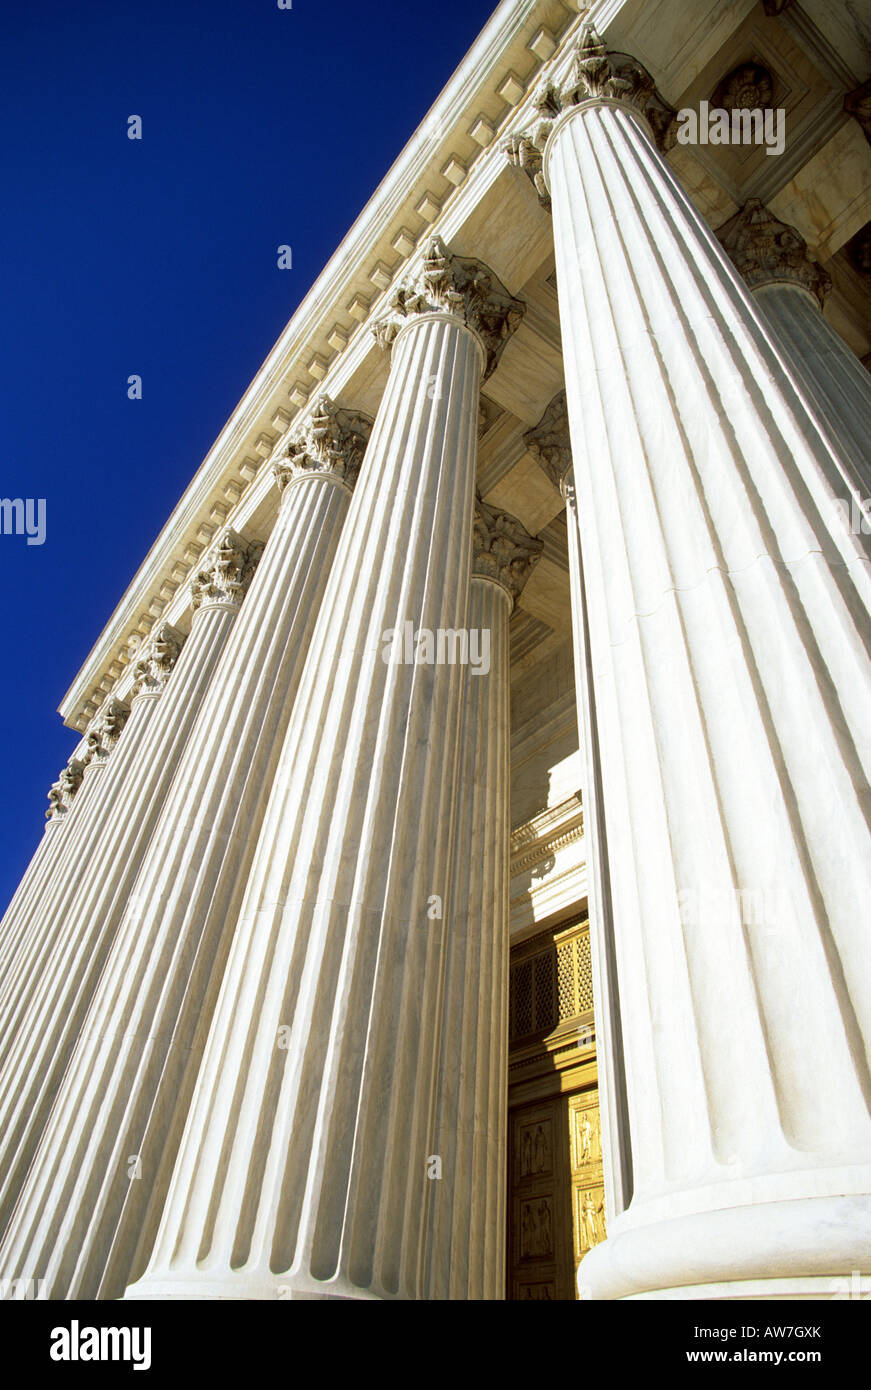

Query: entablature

[61,0,871,730]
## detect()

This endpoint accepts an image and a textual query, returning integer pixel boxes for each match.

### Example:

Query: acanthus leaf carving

[373,235,525,379]
[524,390,572,492]
[715,199,831,307]
[131,622,186,699]
[473,497,543,604]
[503,132,551,212]
[83,696,131,772]
[190,530,263,611]
[504,24,675,209]
[273,395,373,494]
[45,757,85,822]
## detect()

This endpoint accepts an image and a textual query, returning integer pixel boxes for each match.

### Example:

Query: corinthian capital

[503,133,551,212]
[274,395,373,493]
[191,530,263,611]
[473,498,543,604]
[524,390,572,492]
[715,199,831,307]
[373,235,525,379]
[504,24,674,207]
[83,697,131,772]
[45,757,85,822]
[559,23,674,142]
[131,622,186,699]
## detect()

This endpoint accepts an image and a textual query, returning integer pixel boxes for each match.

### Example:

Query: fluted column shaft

[97,453,363,1301]
[422,502,540,1301]
[0,697,154,1035]
[0,460,359,1300]
[0,603,234,1249]
[540,34,871,1299]
[561,472,632,1225]
[0,759,99,987]
[714,198,871,499]
[753,282,871,495]
[126,298,488,1301]
[423,576,510,1300]
[0,741,127,987]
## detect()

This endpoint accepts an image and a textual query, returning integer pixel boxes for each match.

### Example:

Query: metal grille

[576,933,594,1012]
[557,941,575,1016]
[533,953,556,1032]
[511,958,533,1038]
[509,923,591,1042]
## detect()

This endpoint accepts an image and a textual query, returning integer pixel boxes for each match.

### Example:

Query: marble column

[0,704,136,989]
[513,23,871,1299]
[717,199,871,496]
[124,235,524,1301]
[423,499,541,1301]
[96,399,371,1302]
[0,533,257,1255]
[0,694,136,1021]
[0,753,89,987]
[0,407,372,1300]
[525,393,633,1226]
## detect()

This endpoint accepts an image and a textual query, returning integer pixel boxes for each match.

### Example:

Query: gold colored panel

[509,917,591,1045]
[517,1116,553,1179]
[575,1183,607,1258]
[507,914,605,1300]
[514,1279,556,1300]
[569,1095,602,1173]
[519,1196,555,1260]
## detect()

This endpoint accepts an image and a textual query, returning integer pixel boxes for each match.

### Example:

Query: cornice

[58,0,584,731]
[510,791,584,873]
[59,0,853,730]
[509,791,587,939]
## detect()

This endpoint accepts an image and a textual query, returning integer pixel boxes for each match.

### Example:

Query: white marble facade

[2,0,871,1300]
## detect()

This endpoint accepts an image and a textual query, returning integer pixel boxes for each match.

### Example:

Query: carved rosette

[524,390,572,492]
[373,234,525,379]
[473,498,543,606]
[715,199,831,307]
[45,757,85,822]
[131,623,186,700]
[82,697,131,773]
[190,530,263,612]
[712,63,775,113]
[273,395,373,494]
[503,23,675,209]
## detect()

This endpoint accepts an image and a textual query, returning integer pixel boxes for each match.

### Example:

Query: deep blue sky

[0,0,498,909]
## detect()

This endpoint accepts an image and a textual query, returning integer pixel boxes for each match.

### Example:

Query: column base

[626,1276,871,1300]
[578,1194,871,1300]
[123,1269,384,1301]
